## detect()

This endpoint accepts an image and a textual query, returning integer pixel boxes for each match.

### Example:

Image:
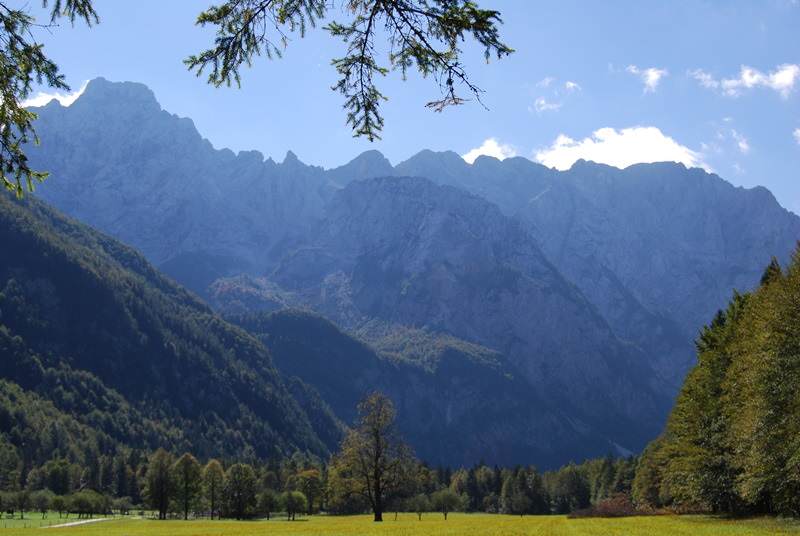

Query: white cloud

[534,126,705,170]
[626,65,668,93]
[689,69,719,89]
[462,138,517,164]
[794,128,800,145]
[731,129,750,154]
[691,64,800,98]
[21,80,89,108]
[536,76,555,88]
[564,81,582,92]
[532,96,562,113]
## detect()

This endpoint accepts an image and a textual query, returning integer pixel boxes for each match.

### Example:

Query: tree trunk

[444,511,448,520]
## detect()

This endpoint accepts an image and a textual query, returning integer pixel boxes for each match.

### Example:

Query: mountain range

[16,76,800,466]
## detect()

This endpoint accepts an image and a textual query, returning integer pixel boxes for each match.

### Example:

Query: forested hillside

[0,192,336,476]
[231,309,616,467]
[632,250,800,516]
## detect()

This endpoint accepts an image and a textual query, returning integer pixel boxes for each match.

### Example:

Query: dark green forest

[3,187,800,520]
[0,191,334,468]
[0,191,637,519]
[633,251,800,516]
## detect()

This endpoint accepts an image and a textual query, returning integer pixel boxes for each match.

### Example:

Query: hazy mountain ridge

[25,77,800,463]
[30,77,333,282]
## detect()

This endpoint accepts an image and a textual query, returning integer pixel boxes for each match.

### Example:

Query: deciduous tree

[223,463,257,519]
[203,459,225,519]
[172,453,202,520]
[143,449,174,520]
[328,392,415,521]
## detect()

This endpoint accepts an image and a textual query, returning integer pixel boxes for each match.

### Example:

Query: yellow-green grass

[0,513,68,529]
[3,513,800,535]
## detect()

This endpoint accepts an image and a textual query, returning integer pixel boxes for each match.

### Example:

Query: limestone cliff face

[28,78,800,463]
[30,78,331,287]
[226,177,670,452]
[383,152,800,386]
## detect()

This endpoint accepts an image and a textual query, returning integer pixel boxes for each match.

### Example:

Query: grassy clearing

[2,513,800,536]
[0,513,74,529]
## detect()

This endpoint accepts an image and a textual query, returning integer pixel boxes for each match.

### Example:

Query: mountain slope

[0,192,335,462]
[388,152,800,384]
[215,177,670,453]
[29,77,333,293]
[231,309,616,467]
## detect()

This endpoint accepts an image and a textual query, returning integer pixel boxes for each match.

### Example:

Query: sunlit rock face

[29,77,800,464]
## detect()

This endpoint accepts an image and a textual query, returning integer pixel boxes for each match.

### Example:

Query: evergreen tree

[0,1,97,197]
[636,252,800,516]
[760,256,783,286]
[0,440,20,491]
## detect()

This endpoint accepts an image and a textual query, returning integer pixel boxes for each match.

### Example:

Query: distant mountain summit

[30,77,333,284]
[26,77,800,464]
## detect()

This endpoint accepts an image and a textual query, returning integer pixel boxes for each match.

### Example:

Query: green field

[2,514,800,536]
[0,515,73,530]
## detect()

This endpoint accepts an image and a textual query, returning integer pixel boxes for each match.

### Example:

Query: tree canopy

[186,0,513,141]
[0,0,97,197]
[329,392,415,521]
[632,248,800,517]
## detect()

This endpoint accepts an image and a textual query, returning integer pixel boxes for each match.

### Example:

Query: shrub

[569,493,638,518]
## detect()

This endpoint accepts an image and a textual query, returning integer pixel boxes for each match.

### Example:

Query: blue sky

[26,0,800,212]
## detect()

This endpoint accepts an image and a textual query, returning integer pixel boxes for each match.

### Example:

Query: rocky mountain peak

[327,150,394,183]
[71,77,161,115]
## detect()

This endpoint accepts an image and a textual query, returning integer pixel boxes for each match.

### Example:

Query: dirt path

[44,518,112,529]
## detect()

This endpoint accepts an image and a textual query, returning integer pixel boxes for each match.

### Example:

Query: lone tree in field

[329,392,415,522]
[203,459,225,519]
[143,449,175,520]
[408,493,431,520]
[431,488,462,520]
[172,453,203,520]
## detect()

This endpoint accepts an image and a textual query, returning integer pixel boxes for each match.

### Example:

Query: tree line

[0,393,636,521]
[632,250,800,517]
